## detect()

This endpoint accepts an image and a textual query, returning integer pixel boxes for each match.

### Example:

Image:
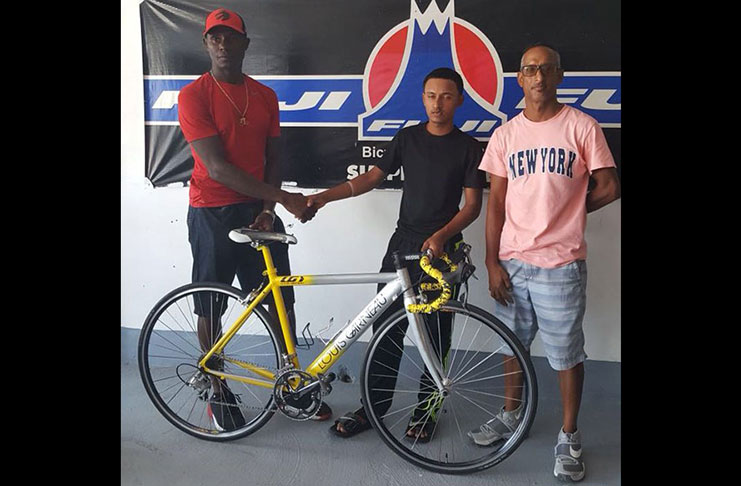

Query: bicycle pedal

[337,365,355,383]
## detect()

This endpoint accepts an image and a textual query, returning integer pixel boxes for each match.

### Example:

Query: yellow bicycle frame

[196,244,314,389]
[196,242,454,391]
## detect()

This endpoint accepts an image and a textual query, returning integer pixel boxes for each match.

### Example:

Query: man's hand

[281,192,315,223]
[301,204,318,222]
[306,192,328,212]
[249,212,274,232]
[486,261,514,306]
[421,233,446,259]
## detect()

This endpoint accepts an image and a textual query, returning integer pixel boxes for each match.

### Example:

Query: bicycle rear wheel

[138,282,284,441]
[361,301,537,474]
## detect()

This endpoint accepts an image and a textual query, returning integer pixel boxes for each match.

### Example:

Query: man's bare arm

[306,166,388,210]
[586,167,620,213]
[421,187,483,258]
[191,135,309,219]
[485,175,513,306]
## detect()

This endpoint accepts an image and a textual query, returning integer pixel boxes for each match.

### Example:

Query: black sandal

[329,408,372,438]
[405,417,436,443]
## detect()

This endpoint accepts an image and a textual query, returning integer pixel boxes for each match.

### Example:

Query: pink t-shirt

[479,105,616,268]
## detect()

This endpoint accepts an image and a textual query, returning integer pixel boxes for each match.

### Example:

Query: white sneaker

[554,428,585,482]
[467,403,523,446]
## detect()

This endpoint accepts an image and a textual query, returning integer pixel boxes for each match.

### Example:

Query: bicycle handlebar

[403,244,475,314]
[405,252,457,314]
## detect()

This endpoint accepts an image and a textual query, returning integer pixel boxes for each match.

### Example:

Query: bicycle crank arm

[292,372,336,397]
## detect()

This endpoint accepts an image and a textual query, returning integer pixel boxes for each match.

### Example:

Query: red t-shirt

[178,73,281,207]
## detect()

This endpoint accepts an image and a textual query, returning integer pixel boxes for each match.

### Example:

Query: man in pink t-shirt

[473,44,620,482]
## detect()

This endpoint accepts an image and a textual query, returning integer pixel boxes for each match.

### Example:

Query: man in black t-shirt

[307,67,486,441]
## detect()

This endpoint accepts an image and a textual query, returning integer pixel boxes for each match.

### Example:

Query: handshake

[249,189,332,232]
[280,190,328,224]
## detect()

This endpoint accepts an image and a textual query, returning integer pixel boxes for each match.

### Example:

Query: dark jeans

[187,202,297,342]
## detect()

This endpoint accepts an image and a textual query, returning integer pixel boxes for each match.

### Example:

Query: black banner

[141,0,621,188]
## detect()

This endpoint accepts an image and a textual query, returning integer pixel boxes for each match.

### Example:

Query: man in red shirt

[177,8,329,431]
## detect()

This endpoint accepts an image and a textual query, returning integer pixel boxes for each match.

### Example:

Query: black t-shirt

[376,123,487,239]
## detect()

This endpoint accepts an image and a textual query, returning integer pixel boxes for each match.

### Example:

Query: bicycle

[138,228,537,474]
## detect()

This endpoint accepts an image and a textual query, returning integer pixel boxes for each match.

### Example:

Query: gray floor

[122,330,620,486]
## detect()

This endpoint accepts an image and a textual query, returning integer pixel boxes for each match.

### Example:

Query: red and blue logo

[359,0,506,140]
[144,0,621,137]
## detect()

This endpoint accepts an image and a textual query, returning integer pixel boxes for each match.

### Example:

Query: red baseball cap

[203,8,246,36]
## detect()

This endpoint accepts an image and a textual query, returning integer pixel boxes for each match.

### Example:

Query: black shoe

[207,384,246,431]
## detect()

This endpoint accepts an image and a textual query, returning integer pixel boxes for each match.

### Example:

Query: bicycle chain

[221,356,282,374]
[202,357,289,412]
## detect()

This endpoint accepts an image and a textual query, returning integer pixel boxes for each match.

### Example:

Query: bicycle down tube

[280,261,449,393]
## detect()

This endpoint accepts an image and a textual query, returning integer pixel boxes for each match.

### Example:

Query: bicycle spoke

[151,374,181,384]
[152,374,184,394]
[383,330,428,378]
[370,384,439,394]
[373,344,404,362]
[448,393,465,463]
[449,325,499,382]
[172,300,198,337]
[227,339,279,356]
[450,340,505,384]
[362,303,536,473]
[433,312,443,369]
[152,322,202,358]
[164,380,190,407]
[147,352,196,360]
[184,294,197,335]
[406,401,437,450]
[241,383,264,405]
[221,298,240,335]
[456,370,524,387]
[454,386,525,403]
[378,395,438,422]
[450,388,500,420]
[140,284,282,440]
[383,398,431,433]
[185,394,200,424]
[446,312,473,382]
[453,354,516,384]
[370,358,428,386]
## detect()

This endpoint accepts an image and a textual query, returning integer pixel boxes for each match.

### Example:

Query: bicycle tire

[360,301,537,474]
[138,282,284,441]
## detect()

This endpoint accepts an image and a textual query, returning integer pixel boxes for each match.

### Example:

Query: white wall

[121,0,620,362]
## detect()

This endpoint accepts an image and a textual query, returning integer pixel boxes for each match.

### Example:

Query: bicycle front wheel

[138,282,284,441]
[361,301,537,474]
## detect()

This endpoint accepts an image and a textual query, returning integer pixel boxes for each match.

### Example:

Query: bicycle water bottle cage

[295,322,315,350]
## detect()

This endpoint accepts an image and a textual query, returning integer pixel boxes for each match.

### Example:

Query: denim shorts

[494,258,588,371]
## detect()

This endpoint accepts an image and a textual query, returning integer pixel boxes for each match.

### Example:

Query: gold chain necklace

[209,71,249,126]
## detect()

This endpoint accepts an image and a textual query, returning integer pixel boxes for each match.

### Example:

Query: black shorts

[187,202,295,313]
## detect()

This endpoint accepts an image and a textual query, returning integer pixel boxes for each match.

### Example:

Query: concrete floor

[122,331,620,486]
